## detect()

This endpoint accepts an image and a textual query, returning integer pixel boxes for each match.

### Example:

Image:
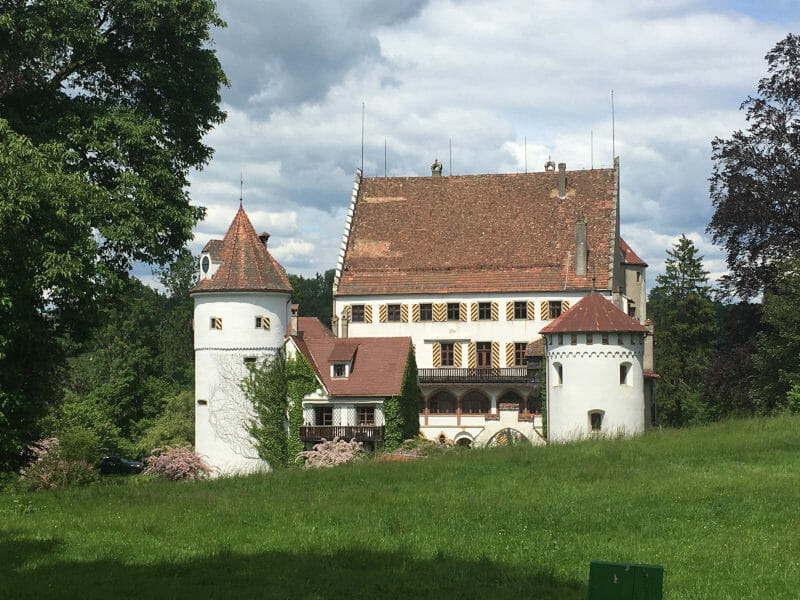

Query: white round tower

[540,293,648,442]
[191,206,292,474]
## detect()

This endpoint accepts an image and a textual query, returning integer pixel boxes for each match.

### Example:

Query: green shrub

[18,438,99,491]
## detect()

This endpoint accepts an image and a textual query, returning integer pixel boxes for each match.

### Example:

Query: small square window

[548,301,562,319]
[570,334,577,345]
[315,406,333,426]
[478,302,492,320]
[387,304,401,321]
[333,364,346,377]
[440,343,455,367]
[586,333,594,345]
[447,303,460,320]
[590,412,603,431]
[419,303,433,321]
[558,333,564,345]
[351,305,365,322]
[357,406,375,426]
[243,356,257,365]
[514,342,527,367]
[210,317,222,330]
[602,333,609,345]
[255,316,270,329]
[514,301,528,319]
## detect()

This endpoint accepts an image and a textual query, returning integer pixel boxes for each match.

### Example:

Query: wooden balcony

[299,425,385,443]
[418,367,542,385]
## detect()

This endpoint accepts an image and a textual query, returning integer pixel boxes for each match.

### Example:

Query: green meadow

[2,416,799,599]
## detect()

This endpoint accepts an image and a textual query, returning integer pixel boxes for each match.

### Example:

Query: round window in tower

[201,256,210,275]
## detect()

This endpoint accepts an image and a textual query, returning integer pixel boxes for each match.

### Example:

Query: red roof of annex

[540,292,648,334]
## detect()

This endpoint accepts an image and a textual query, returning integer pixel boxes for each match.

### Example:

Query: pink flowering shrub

[296,437,363,469]
[144,445,211,481]
[18,438,99,491]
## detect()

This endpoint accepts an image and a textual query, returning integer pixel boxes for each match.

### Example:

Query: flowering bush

[144,445,212,481]
[296,437,363,469]
[18,438,99,491]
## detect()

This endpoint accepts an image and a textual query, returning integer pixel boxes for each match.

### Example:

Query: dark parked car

[98,456,145,475]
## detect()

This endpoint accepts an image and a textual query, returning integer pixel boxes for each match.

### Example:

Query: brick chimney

[290,304,298,336]
[258,232,270,248]
[575,218,587,278]
[558,163,567,199]
[431,158,443,177]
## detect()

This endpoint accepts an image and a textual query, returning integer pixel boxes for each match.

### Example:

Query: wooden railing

[299,425,385,443]
[418,367,542,384]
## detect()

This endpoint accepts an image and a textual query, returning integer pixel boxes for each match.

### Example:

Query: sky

[170,0,800,291]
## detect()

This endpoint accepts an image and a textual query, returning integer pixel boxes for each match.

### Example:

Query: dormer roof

[192,206,292,294]
[540,292,647,334]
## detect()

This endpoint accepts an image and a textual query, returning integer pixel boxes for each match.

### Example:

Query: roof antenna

[361,101,365,173]
[611,89,616,160]
[449,138,452,176]
[240,171,243,207]
[524,135,528,174]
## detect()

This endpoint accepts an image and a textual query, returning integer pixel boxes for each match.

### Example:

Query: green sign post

[588,560,663,599]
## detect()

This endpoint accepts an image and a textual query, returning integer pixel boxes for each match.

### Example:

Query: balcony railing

[418,367,542,385]
[299,425,385,443]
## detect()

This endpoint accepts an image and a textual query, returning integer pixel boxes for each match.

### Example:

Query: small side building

[540,292,651,441]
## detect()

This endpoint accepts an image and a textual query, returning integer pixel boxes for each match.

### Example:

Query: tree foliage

[288,270,334,327]
[649,235,717,426]
[708,34,800,298]
[242,350,289,470]
[0,0,226,468]
[384,347,421,450]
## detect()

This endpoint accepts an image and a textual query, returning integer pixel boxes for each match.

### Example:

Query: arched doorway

[488,428,528,447]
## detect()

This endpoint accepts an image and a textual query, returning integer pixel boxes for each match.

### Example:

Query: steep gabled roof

[540,292,647,334]
[335,166,618,296]
[192,206,292,293]
[620,238,647,266]
[292,317,411,397]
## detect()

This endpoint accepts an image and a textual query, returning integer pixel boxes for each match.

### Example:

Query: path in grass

[2,416,799,599]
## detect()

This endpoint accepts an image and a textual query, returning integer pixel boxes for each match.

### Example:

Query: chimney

[290,304,298,336]
[558,163,567,199]
[331,315,339,338]
[575,219,587,278]
[341,315,349,338]
[430,158,443,177]
[258,232,270,248]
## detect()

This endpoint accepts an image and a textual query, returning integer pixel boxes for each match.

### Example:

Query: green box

[588,560,663,599]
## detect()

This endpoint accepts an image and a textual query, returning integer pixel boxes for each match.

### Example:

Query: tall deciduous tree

[708,34,800,298]
[649,235,717,426]
[0,1,227,468]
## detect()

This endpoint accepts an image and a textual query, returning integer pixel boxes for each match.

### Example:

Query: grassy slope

[1,416,799,599]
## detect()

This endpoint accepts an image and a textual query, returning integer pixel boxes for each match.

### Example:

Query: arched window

[429,391,457,414]
[461,390,490,414]
[498,390,523,412]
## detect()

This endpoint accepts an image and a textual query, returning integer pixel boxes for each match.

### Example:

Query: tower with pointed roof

[540,293,652,441]
[191,205,292,474]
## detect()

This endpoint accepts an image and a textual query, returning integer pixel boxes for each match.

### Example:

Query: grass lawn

[1,416,799,599]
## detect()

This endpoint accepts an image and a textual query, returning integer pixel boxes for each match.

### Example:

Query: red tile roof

[192,206,292,294]
[336,167,618,296]
[540,292,647,334]
[620,237,647,266]
[202,239,223,260]
[292,317,411,397]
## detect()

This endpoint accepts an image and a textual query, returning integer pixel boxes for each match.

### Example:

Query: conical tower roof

[540,292,646,334]
[192,206,292,293]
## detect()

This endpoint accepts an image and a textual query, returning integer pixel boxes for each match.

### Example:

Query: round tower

[191,205,292,474]
[540,292,648,441]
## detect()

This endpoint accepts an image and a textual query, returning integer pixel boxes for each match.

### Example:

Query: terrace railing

[299,425,385,443]
[418,367,542,385]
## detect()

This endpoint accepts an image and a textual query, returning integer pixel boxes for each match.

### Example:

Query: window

[440,342,455,367]
[548,301,562,319]
[590,411,603,432]
[636,271,642,282]
[357,406,375,426]
[476,342,492,367]
[461,390,489,414]
[586,333,594,345]
[602,333,609,345]
[628,301,636,318]
[514,301,528,319]
[419,303,433,321]
[620,362,632,385]
[333,363,347,377]
[315,406,333,426]
[255,316,270,329]
[553,362,563,385]
[210,317,222,329]
[351,305,365,322]
[243,356,257,365]
[478,302,492,320]
[387,304,401,321]
[447,303,460,320]
[558,333,564,345]
[429,391,456,414]
[514,342,527,367]
[570,334,577,345]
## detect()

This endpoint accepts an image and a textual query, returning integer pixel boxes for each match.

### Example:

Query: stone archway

[428,390,457,414]
[487,428,528,447]
[460,389,490,414]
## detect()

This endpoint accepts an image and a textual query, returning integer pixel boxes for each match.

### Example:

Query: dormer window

[331,363,350,378]
[201,255,210,276]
